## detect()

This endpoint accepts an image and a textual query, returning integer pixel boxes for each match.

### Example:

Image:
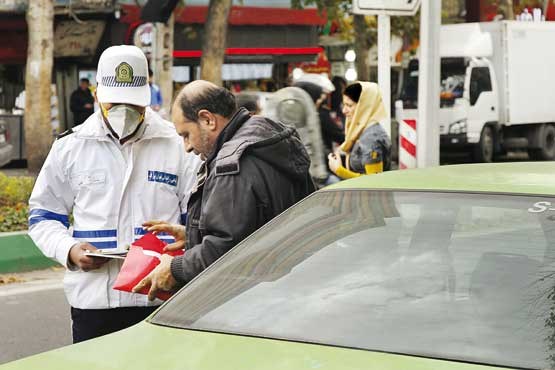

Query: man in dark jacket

[70,78,95,127]
[134,80,316,299]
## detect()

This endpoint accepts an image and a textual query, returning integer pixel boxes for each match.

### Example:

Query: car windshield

[152,190,555,369]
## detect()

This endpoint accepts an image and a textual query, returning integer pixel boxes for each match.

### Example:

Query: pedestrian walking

[328,81,391,179]
[28,45,201,343]
[133,80,316,300]
[69,78,95,127]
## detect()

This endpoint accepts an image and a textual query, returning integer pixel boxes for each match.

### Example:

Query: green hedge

[0,172,34,232]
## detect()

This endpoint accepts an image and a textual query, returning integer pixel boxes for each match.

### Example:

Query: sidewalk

[0,231,59,273]
[0,267,64,296]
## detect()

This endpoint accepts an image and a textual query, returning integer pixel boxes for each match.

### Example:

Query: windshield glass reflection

[154,191,555,369]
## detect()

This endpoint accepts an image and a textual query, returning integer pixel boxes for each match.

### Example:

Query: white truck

[400,21,555,162]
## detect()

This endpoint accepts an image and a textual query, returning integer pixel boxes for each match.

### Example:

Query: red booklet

[113,232,183,301]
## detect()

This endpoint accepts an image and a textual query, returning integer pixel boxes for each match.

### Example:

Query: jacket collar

[206,108,251,164]
[75,108,177,141]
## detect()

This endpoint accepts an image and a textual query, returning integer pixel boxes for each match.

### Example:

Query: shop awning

[174,47,323,59]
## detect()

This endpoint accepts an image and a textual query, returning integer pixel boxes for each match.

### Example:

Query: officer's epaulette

[57,128,74,140]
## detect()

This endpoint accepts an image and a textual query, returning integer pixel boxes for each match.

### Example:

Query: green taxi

[3,162,555,370]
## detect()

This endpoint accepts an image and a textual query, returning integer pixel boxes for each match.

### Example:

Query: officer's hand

[142,220,186,252]
[328,152,342,174]
[132,254,177,301]
[68,243,109,272]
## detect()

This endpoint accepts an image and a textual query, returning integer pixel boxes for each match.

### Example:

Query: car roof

[324,162,555,196]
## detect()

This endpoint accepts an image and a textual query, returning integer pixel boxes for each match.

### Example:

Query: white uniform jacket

[28,109,201,309]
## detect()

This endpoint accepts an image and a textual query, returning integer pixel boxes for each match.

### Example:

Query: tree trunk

[501,0,515,20]
[200,0,232,86]
[25,0,54,174]
[353,14,370,82]
[154,14,174,115]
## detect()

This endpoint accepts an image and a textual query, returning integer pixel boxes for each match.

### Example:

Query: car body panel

[0,121,13,167]
[0,142,13,167]
[326,162,555,195]
[1,321,507,370]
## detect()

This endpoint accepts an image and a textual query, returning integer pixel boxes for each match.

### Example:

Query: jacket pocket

[137,168,181,223]
[70,169,107,191]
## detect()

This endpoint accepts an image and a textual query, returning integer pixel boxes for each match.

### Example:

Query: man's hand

[132,254,177,301]
[68,243,109,271]
[142,220,186,252]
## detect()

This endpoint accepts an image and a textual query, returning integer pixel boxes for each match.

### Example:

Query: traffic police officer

[28,45,201,343]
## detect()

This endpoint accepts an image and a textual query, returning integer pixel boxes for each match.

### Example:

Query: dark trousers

[71,306,158,343]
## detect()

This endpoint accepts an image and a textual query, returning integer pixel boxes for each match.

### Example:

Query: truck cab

[399,21,555,162]
[401,56,499,162]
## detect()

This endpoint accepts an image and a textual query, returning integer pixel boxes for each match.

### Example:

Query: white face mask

[102,104,144,139]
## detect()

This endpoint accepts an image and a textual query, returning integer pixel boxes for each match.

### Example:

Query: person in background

[28,45,201,343]
[149,68,163,112]
[70,78,94,127]
[328,81,391,179]
[235,93,261,115]
[133,80,316,300]
[293,80,344,167]
[331,76,347,126]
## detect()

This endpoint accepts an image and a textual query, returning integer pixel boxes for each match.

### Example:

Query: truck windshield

[401,58,466,109]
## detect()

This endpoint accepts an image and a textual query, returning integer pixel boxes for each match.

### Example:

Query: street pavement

[0,268,71,365]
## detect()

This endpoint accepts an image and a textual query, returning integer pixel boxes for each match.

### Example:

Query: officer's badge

[115,62,133,83]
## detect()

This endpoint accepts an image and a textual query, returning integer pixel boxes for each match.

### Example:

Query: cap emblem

[115,62,133,83]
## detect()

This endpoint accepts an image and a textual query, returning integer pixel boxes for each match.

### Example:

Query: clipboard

[84,249,128,260]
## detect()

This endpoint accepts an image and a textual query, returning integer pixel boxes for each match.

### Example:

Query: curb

[0,231,60,273]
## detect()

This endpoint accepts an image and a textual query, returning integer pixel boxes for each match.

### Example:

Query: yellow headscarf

[340,81,387,153]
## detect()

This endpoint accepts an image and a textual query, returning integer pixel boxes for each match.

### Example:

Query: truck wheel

[528,124,555,160]
[473,126,495,163]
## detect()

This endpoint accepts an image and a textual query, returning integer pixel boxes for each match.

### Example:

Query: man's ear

[197,109,217,131]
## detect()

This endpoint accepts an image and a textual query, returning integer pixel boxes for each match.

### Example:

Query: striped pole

[399,119,417,169]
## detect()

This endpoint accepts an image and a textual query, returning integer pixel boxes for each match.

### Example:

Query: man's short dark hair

[80,78,90,84]
[179,85,237,122]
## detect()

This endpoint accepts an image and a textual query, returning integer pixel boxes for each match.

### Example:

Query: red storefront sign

[288,51,331,76]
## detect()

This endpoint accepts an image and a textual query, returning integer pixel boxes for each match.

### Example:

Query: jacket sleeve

[335,126,391,179]
[335,162,383,179]
[170,171,260,284]
[156,89,163,106]
[177,151,202,225]
[28,141,78,268]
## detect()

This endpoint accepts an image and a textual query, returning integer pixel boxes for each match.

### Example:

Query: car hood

[1,321,510,370]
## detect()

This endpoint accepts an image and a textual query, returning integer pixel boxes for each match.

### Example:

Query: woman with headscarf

[328,81,391,179]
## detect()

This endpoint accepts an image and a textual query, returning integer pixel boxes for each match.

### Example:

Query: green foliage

[0,204,28,233]
[0,173,34,207]
[291,0,350,20]
[291,0,420,43]
[0,173,35,232]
